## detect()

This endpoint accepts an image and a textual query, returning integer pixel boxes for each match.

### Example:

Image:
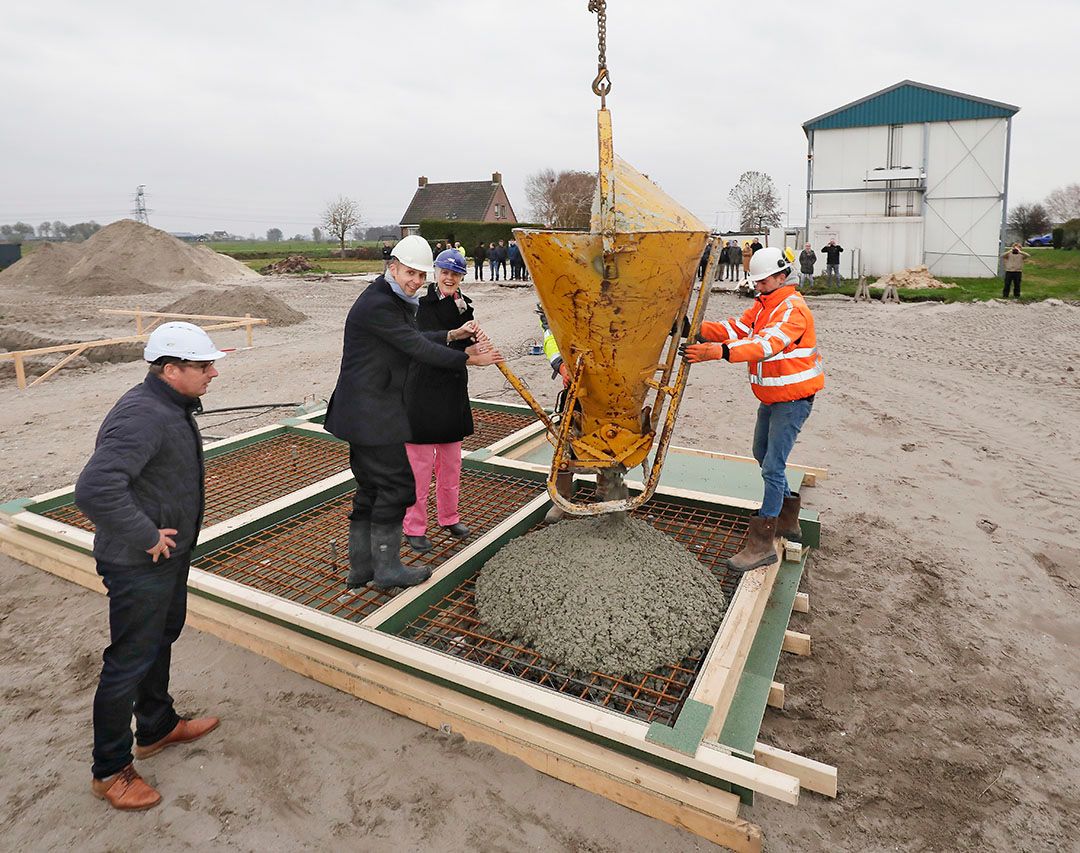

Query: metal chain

[587,0,611,102]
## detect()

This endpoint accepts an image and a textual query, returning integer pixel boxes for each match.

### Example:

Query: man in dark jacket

[472,242,486,281]
[496,239,509,280]
[507,240,523,280]
[750,237,763,254]
[75,322,226,811]
[821,239,844,287]
[324,236,502,592]
[798,242,817,289]
[487,241,499,281]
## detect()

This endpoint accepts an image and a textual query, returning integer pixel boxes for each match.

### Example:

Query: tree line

[0,220,101,242]
[1008,183,1080,243]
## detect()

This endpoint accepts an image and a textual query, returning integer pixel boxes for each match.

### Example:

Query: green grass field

[210,240,381,260]
[801,248,1079,302]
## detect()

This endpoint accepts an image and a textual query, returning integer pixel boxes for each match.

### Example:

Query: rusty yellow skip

[503,102,723,515]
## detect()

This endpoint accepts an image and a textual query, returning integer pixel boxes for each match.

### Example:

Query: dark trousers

[1003,270,1021,298]
[474,260,484,281]
[498,259,507,279]
[92,552,190,779]
[348,442,416,525]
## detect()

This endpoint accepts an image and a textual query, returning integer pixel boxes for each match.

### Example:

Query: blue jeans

[825,264,841,286]
[752,396,814,517]
[799,273,814,289]
[92,552,190,778]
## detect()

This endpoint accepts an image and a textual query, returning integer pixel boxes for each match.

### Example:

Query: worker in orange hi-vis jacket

[681,246,824,573]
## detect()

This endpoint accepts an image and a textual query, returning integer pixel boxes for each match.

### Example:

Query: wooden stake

[767,682,785,709]
[782,630,812,656]
[13,353,26,390]
[754,742,837,798]
[792,592,810,614]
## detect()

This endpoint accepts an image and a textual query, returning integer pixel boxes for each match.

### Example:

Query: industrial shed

[803,80,1019,278]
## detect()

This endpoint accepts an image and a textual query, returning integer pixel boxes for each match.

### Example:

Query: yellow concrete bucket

[512,109,715,515]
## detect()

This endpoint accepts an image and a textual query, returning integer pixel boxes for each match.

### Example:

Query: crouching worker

[325,236,503,593]
[401,249,482,552]
[681,247,824,572]
[75,322,226,810]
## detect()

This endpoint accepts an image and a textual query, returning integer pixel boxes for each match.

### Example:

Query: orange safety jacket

[701,284,824,404]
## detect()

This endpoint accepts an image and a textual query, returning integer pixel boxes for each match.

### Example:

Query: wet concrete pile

[475,514,726,677]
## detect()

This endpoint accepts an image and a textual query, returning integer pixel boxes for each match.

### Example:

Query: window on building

[885,124,918,217]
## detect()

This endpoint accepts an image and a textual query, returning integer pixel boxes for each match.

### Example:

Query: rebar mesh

[464,407,537,451]
[399,491,751,726]
[40,433,351,533]
[193,468,546,622]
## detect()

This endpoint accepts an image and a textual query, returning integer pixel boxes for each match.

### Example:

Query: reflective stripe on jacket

[701,284,825,404]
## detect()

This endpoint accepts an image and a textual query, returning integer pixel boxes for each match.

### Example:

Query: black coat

[324,276,468,446]
[405,283,475,444]
[75,373,205,565]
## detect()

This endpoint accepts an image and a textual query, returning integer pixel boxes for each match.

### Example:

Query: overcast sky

[3,0,1075,237]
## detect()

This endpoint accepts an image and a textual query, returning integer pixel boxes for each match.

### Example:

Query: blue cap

[434,248,468,276]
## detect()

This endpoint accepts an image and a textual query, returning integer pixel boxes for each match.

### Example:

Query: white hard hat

[390,235,434,274]
[746,246,794,283]
[144,322,228,362]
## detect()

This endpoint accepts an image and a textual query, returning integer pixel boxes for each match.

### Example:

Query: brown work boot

[134,716,220,760]
[727,515,779,573]
[776,494,803,543]
[91,764,161,811]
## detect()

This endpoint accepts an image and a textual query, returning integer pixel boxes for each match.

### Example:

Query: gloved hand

[679,342,725,363]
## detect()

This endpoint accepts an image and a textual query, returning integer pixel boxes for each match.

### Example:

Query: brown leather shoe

[776,494,803,543]
[134,716,220,760]
[91,764,161,810]
[727,515,779,573]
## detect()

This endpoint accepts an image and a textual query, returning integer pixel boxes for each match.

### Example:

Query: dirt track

[1,275,1078,851]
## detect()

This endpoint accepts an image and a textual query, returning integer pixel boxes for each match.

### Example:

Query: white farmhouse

[803,80,1019,278]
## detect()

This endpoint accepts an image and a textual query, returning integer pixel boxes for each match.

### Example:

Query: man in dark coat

[324,236,502,591]
[487,241,499,281]
[75,322,226,811]
[750,237,763,254]
[820,239,844,287]
[496,239,509,280]
[472,242,486,281]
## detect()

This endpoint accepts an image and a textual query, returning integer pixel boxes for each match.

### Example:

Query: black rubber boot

[405,534,432,553]
[443,523,470,539]
[346,516,373,589]
[371,522,431,591]
[776,494,803,543]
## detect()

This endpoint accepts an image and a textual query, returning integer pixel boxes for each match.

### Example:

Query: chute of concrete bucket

[507,108,719,516]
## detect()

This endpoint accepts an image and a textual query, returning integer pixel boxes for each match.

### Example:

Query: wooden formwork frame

[0,425,836,851]
[0,313,268,390]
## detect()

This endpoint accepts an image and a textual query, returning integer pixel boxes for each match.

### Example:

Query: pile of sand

[158,286,307,327]
[0,219,259,296]
[475,514,725,676]
[261,255,316,275]
[874,265,956,290]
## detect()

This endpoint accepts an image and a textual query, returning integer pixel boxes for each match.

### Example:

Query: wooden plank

[767,682,785,709]
[100,308,270,324]
[0,320,258,360]
[782,630,811,656]
[753,742,837,798]
[792,592,810,614]
[13,353,26,390]
[28,345,89,388]
[481,418,547,457]
[0,526,102,594]
[9,511,94,552]
[691,545,782,744]
[666,445,828,486]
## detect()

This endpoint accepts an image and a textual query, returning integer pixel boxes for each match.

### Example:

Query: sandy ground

[1,274,1078,852]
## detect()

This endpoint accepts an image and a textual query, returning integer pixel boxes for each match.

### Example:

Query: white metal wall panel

[923,118,1007,277]
[808,217,923,277]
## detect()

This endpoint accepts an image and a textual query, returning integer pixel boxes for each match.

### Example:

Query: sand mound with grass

[475,514,725,677]
[0,219,259,296]
[874,265,956,290]
[158,286,307,327]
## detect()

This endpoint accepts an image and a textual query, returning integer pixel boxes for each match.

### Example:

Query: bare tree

[729,171,782,231]
[1044,183,1080,224]
[1007,203,1051,243]
[321,196,362,251]
[525,168,596,229]
[38,221,51,240]
[312,226,323,243]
